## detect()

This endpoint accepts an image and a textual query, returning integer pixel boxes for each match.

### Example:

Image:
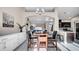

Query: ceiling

[25,7,55,12]
[24,7,79,20]
[57,7,79,20]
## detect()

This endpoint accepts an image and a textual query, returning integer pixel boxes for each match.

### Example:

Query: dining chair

[48,31,57,50]
[27,31,38,49]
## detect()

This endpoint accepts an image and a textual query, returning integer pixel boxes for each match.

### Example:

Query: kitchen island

[59,30,75,44]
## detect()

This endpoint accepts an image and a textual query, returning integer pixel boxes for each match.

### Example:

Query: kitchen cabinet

[59,30,75,44]
[0,32,26,51]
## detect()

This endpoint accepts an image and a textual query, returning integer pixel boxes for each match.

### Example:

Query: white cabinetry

[0,32,26,51]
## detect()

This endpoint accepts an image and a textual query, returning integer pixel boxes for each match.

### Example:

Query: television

[61,22,71,27]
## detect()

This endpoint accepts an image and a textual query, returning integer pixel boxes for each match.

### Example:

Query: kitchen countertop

[59,30,75,33]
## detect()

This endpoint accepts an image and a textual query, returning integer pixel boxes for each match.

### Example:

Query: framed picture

[3,12,14,27]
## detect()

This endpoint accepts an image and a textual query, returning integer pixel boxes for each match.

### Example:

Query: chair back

[52,31,57,39]
[27,31,31,39]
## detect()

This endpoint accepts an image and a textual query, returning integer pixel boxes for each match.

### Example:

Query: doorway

[76,23,79,40]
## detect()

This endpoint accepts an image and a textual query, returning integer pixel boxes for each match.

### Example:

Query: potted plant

[17,23,28,32]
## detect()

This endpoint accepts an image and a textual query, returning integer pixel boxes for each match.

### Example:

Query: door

[76,23,79,40]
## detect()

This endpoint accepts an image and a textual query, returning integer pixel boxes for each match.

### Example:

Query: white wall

[70,16,79,41]
[71,17,79,32]
[24,11,59,31]
[0,7,26,36]
[0,7,65,35]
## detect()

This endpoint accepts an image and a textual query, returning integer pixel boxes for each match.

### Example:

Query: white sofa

[0,32,26,51]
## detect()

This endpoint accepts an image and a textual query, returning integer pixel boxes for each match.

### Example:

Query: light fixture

[36,8,39,14]
[35,8,45,15]
[41,8,45,13]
